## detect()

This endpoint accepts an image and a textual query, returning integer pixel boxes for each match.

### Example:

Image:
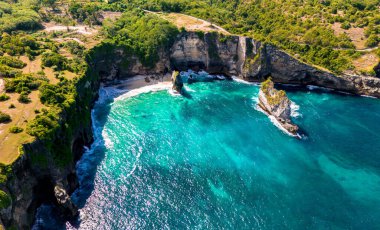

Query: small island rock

[258,78,299,136]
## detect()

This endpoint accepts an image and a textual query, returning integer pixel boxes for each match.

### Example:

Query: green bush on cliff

[102,9,179,67]
[261,78,288,106]
[0,190,11,209]
[26,109,60,141]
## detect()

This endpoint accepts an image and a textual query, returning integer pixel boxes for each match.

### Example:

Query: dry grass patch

[352,52,379,72]
[331,23,367,50]
[20,56,43,74]
[0,91,45,165]
[158,12,231,35]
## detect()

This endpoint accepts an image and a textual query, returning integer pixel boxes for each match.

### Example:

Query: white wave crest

[306,85,332,91]
[361,95,377,99]
[290,101,301,118]
[232,76,259,85]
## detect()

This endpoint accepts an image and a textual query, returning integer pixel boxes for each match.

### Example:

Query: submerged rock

[172,70,183,93]
[258,78,299,136]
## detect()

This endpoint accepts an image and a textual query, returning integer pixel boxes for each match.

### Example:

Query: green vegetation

[9,126,24,134]
[0,93,10,101]
[261,78,288,106]
[0,33,40,57]
[42,52,69,71]
[0,190,11,209]
[0,56,26,69]
[101,9,179,67]
[0,111,11,123]
[5,74,47,94]
[64,40,85,57]
[0,1,42,33]
[18,93,31,103]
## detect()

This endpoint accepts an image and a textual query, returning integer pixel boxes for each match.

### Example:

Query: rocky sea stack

[172,71,183,93]
[258,78,299,136]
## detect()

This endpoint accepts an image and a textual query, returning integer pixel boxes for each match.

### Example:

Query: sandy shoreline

[112,73,172,91]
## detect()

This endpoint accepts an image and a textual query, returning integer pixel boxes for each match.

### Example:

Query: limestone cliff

[94,32,380,98]
[258,78,299,136]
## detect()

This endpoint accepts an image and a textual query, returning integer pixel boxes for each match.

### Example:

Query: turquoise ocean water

[34,75,380,229]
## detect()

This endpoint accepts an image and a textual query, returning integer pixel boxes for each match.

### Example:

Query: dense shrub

[0,111,11,123]
[39,84,67,105]
[0,93,10,101]
[0,33,40,56]
[0,56,26,69]
[5,74,45,94]
[69,2,102,25]
[0,8,42,32]
[365,34,379,47]
[18,93,31,103]
[102,10,179,67]
[26,110,60,141]
[64,40,85,57]
[0,64,22,78]
[41,52,68,71]
[9,126,23,133]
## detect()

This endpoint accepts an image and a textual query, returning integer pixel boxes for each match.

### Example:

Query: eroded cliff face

[96,31,380,98]
[0,68,98,229]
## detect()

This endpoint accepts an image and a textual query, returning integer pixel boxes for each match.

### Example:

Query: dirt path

[43,23,98,35]
[0,79,4,94]
[144,10,231,35]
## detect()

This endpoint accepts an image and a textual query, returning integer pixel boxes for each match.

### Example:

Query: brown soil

[331,23,367,50]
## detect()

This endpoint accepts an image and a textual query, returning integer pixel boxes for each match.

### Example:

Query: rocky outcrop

[54,185,78,218]
[94,32,380,98]
[171,70,183,93]
[258,78,299,136]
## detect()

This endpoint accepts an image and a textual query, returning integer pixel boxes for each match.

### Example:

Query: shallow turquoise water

[35,79,380,229]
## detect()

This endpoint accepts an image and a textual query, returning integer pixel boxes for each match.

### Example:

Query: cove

[34,75,380,229]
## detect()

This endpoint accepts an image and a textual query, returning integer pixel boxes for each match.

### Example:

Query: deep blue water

[35,77,380,229]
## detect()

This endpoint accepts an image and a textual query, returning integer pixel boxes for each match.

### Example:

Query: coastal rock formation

[171,70,183,93]
[94,32,380,98]
[258,78,299,136]
[54,185,78,218]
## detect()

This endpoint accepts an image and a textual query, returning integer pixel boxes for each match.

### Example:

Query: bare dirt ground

[148,11,231,35]
[0,79,4,94]
[43,22,97,35]
[331,23,367,50]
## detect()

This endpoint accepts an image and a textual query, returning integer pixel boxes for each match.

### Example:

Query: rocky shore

[258,78,299,137]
